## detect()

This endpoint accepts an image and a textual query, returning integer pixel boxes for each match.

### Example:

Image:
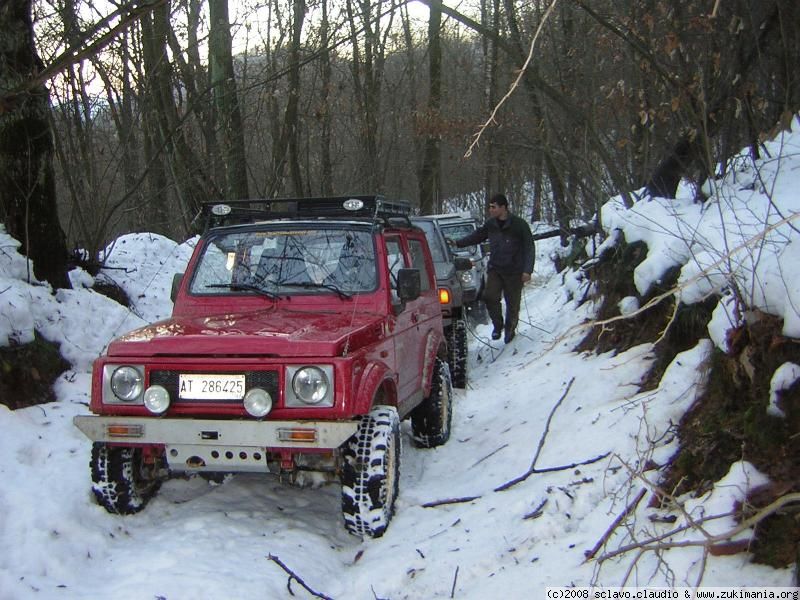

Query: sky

[0,118,798,598]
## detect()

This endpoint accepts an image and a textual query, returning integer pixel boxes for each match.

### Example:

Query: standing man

[451,193,534,343]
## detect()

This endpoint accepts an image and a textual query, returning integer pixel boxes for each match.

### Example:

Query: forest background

[1,0,799,289]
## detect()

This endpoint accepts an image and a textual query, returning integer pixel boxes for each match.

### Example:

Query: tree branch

[584,488,647,560]
[1,0,169,106]
[596,493,800,563]
[267,554,334,600]
[495,377,575,492]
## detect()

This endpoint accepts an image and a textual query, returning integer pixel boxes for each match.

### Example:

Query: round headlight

[292,367,329,404]
[459,270,475,285]
[111,366,144,402]
[143,385,170,414]
[244,388,273,417]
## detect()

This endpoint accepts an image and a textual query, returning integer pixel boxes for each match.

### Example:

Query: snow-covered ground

[1,119,799,598]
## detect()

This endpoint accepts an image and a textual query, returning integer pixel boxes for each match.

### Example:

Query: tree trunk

[480,0,500,215]
[170,0,220,190]
[209,0,248,200]
[319,0,333,196]
[418,0,442,215]
[0,0,69,288]
[140,0,211,234]
[269,0,306,197]
[345,0,383,192]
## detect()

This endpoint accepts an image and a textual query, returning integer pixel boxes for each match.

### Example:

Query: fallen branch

[584,488,647,560]
[422,495,482,508]
[267,554,333,600]
[470,443,509,468]
[450,565,460,598]
[531,452,610,474]
[495,377,575,492]
[524,499,548,520]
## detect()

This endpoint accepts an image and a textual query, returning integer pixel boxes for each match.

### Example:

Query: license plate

[178,374,246,400]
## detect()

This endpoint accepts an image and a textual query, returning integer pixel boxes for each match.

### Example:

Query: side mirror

[170,273,184,303]
[396,268,421,302]
[453,257,472,271]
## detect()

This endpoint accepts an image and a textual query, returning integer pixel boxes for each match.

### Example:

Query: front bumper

[74,415,358,451]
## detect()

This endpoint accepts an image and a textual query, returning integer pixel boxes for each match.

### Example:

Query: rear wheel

[411,357,453,448]
[340,406,401,538]
[446,319,468,389]
[90,443,163,514]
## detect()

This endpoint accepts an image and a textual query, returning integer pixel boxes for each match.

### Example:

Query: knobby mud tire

[340,406,401,538]
[90,443,162,515]
[411,357,453,448]
[446,319,468,389]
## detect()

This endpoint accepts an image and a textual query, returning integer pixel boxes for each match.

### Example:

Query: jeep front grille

[149,370,279,404]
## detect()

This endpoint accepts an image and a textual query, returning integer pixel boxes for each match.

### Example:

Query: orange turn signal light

[439,288,451,305]
[106,424,144,438]
[277,428,318,443]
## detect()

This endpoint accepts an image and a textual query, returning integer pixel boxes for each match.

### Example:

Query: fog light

[143,385,170,414]
[244,388,273,417]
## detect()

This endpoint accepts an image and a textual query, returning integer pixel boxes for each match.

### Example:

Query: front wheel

[90,443,163,514]
[340,406,401,538]
[411,357,453,448]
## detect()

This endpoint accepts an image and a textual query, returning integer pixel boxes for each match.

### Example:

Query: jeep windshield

[189,225,377,296]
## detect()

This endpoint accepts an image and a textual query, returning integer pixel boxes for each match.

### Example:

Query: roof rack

[199,195,413,230]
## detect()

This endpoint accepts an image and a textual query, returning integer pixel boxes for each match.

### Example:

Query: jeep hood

[106,307,387,358]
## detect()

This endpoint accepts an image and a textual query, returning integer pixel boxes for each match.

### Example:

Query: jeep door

[385,235,435,408]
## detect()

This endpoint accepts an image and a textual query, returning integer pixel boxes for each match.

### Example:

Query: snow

[768,362,800,418]
[1,120,799,597]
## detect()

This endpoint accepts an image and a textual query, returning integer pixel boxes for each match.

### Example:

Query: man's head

[488,193,509,219]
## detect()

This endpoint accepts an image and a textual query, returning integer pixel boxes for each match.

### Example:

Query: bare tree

[140,0,212,234]
[0,0,69,288]
[269,0,306,197]
[417,0,443,214]
[209,0,248,200]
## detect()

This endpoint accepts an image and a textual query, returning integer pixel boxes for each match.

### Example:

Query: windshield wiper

[205,283,280,300]
[280,281,353,299]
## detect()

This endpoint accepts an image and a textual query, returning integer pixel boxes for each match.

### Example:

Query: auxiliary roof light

[211,203,232,216]
[343,198,364,211]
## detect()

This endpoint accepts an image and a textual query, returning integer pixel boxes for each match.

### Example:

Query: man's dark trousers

[484,270,524,337]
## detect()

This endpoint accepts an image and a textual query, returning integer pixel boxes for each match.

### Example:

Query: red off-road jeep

[74,196,453,538]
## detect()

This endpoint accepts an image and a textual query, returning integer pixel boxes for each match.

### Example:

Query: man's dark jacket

[456,214,534,275]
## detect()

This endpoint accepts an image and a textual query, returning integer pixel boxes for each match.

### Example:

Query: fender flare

[353,361,397,415]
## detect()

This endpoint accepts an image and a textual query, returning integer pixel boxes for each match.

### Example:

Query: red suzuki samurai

[74,196,453,538]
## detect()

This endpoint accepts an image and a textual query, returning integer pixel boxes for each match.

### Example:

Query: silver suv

[429,213,488,326]
[410,216,472,389]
